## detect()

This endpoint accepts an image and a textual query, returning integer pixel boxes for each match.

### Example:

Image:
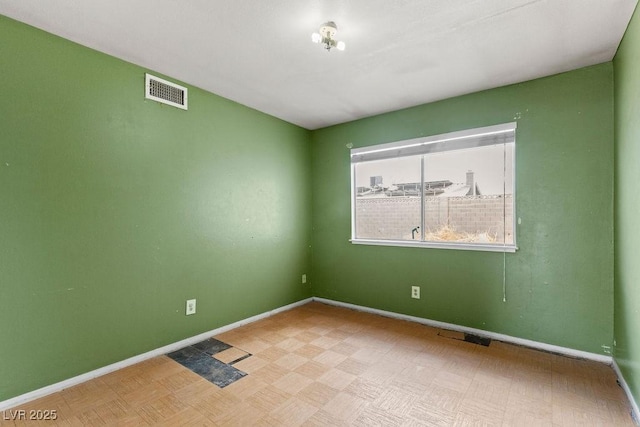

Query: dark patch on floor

[167,338,250,388]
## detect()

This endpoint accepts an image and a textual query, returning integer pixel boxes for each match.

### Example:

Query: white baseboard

[0,297,312,412]
[612,359,640,425]
[313,297,613,364]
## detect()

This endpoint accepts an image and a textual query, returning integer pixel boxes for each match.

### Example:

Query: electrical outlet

[411,286,420,299]
[302,274,307,284]
[186,299,196,315]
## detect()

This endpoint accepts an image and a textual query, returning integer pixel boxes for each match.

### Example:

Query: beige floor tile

[245,385,292,413]
[294,343,326,359]
[212,401,263,426]
[301,409,348,426]
[230,338,270,354]
[407,399,457,426]
[322,391,369,424]
[224,376,268,400]
[268,397,318,425]
[294,331,323,343]
[251,362,291,384]
[335,357,370,376]
[297,381,339,408]
[256,345,290,362]
[316,368,357,390]
[232,354,269,373]
[213,347,250,364]
[310,335,341,349]
[135,393,190,424]
[273,372,314,394]
[343,378,386,402]
[294,360,332,380]
[353,404,406,426]
[313,350,349,367]
[276,337,306,352]
[274,352,309,371]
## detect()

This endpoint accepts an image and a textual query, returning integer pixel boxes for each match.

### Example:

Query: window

[350,122,516,252]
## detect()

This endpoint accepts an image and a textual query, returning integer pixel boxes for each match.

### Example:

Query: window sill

[350,238,518,253]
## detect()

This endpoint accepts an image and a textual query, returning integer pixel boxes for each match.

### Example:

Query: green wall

[310,64,614,354]
[0,15,312,401]
[614,4,640,411]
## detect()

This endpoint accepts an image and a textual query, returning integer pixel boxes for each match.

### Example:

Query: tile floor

[3,302,637,426]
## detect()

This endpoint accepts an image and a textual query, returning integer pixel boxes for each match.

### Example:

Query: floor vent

[145,73,188,110]
[438,329,492,347]
[463,333,492,347]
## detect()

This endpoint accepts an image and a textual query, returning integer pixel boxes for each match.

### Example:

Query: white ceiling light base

[312,21,345,51]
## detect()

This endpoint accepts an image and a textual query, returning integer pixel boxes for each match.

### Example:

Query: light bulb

[311,32,321,43]
[336,41,346,51]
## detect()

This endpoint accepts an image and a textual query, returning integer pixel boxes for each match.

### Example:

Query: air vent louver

[145,73,188,110]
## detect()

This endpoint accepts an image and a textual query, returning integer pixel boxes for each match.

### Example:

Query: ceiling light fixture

[311,21,345,52]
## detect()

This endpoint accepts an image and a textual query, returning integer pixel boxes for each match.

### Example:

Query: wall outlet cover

[186,299,196,315]
[411,286,420,299]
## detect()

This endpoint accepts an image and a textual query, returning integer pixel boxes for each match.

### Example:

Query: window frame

[350,122,518,253]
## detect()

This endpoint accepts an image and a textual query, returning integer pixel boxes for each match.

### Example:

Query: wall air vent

[145,73,188,110]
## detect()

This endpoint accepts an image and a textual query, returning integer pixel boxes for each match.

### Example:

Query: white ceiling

[0,0,637,129]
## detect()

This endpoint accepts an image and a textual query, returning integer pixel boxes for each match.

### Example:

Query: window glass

[354,156,421,240]
[350,123,516,252]
[422,144,514,245]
